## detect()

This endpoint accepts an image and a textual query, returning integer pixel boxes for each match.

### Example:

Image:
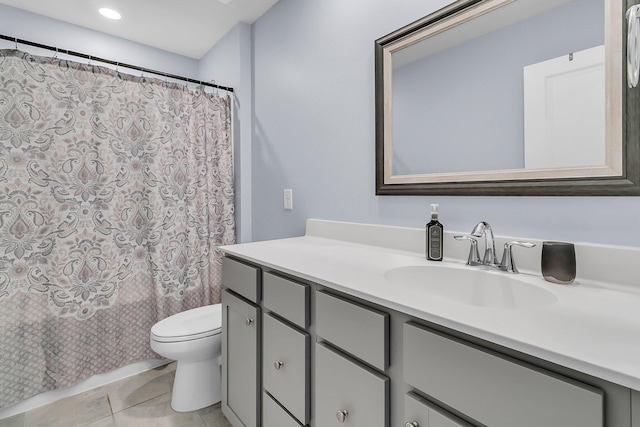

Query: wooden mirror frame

[375,0,640,196]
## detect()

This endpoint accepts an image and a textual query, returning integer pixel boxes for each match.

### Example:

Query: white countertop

[221,219,640,391]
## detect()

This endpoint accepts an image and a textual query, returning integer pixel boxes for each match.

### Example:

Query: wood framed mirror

[375,0,640,195]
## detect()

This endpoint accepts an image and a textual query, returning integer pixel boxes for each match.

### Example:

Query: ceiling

[0,0,279,59]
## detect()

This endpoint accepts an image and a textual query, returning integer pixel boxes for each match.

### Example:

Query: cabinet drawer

[404,322,603,427]
[316,291,389,370]
[315,343,388,427]
[263,392,303,427]
[263,272,309,329]
[222,257,261,303]
[263,313,310,424]
[404,392,473,427]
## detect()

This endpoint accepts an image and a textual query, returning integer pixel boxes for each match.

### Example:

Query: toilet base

[171,356,221,412]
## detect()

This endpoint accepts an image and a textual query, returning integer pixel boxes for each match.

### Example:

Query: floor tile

[4,362,231,427]
[0,413,24,427]
[113,392,205,427]
[197,403,231,427]
[86,415,116,427]
[24,388,112,427]
[106,363,176,414]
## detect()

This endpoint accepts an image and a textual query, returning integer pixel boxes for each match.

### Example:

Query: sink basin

[384,265,556,309]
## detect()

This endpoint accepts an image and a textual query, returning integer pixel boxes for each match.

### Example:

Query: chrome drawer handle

[405,422,419,427]
[274,361,284,370]
[336,409,348,423]
[245,318,254,326]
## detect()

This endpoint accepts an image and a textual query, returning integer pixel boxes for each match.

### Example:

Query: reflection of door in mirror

[523,45,605,169]
[391,0,604,177]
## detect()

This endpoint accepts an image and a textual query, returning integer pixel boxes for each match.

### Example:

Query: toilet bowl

[150,304,222,412]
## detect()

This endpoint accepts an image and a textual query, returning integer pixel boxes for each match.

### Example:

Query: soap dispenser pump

[426,204,443,261]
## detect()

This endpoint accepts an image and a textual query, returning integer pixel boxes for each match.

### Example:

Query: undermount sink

[384,264,557,309]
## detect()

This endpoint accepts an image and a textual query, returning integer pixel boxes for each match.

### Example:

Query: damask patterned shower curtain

[0,50,235,408]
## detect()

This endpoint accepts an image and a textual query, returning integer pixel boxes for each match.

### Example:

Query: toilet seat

[151,304,222,343]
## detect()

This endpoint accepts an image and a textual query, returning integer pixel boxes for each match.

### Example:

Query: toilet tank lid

[151,304,222,339]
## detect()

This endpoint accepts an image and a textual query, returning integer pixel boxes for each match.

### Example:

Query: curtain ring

[14,38,18,50]
[210,79,224,96]
[53,47,58,59]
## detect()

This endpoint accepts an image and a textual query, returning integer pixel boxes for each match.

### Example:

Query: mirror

[375,0,640,195]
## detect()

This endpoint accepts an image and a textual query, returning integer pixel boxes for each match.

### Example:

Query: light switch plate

[284,189,293,210]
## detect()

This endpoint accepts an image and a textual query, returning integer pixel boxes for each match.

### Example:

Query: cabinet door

[222,289,261,427]
[263,313,310,424]
[404,392,473,427]
[315,343,388,427]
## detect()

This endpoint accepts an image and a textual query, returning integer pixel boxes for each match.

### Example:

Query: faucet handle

[500,241,536,273]
[454,235,481,266]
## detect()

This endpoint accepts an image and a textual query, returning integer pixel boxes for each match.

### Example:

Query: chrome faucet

[455,221,535,273]
[470,221,498,266]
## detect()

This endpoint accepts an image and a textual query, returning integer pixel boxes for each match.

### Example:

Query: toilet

[150,304,222,412]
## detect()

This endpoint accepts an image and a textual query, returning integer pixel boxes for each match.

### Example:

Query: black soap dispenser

[426,203,443,261]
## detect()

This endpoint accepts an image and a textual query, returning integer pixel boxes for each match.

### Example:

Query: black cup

[541,241,576,284]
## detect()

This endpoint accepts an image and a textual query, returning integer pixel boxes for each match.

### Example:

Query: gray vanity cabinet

[315,342,389,427]
[221,255,633,427]
[221,257,262,427]
[404,392,473,427]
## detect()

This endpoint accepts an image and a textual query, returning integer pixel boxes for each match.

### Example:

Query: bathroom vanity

[220,220,640,427]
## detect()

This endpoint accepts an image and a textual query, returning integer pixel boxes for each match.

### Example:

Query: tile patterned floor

[0,363,232,427]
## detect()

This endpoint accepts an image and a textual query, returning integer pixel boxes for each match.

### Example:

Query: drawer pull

[404,422,419,427]
[273,360,284,370]
[336,409,348,423]
[245,317,254,326]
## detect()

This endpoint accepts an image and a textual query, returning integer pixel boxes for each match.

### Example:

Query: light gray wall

[251,0,640,247]
[199,24,254,243]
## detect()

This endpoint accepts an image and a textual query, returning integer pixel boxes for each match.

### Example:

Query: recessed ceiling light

[98,7,122,20]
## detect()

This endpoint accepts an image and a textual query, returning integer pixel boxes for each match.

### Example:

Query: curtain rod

[0,33,234,93]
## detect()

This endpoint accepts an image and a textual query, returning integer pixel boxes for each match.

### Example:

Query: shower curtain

[0,50,235,408]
